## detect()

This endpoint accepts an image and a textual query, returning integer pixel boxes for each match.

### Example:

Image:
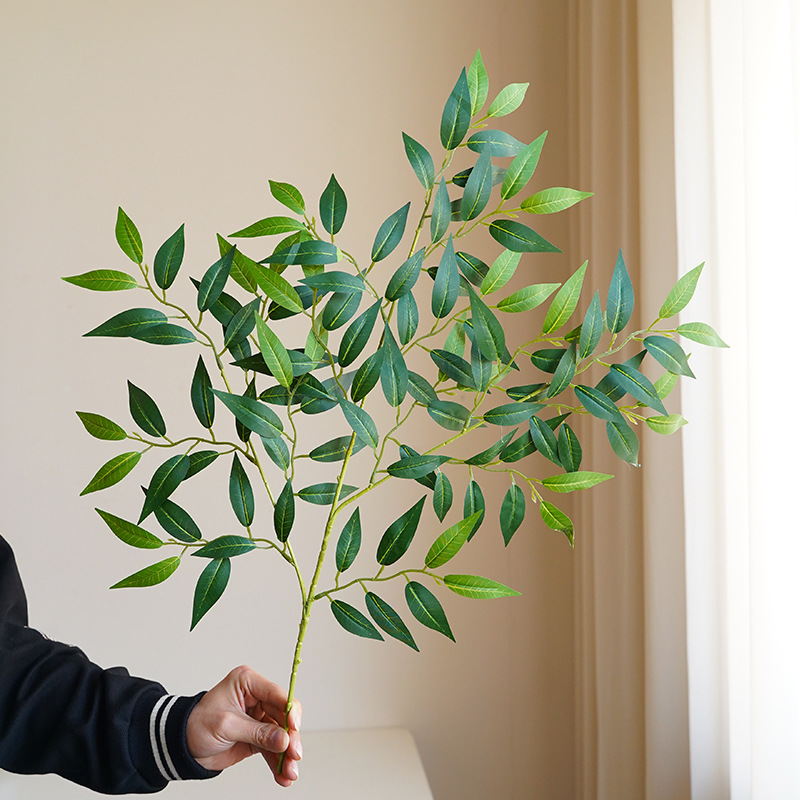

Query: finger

[222,712,290,755]
[263,750,299,785]
[286,728,303,761]
[230,666,290,720]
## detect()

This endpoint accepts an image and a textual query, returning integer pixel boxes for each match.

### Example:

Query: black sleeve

[0,535,219,794]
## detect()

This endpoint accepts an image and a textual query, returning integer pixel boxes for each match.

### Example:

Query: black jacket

[0,534,218,793]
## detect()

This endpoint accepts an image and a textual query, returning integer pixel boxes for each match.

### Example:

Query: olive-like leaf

[466,130,526,158]
[366,593,418,650]
[574,384,623,422]
[192,535,256,559]
[440,68,471,150]
[432,236,460,318]
[521,187,593,214]
[185,450,219,479]
[110,556,180,589]
[541,471,613,493]
[254,316,293,389]
[338,399,379,448]
[646,414,689,435]
[274,480,295,543]
[402,133,435,191]
[609,364,668,415]
[461,148,493,221]
[229,216,305,238]
[387,454,450,480]
[191,558,230,630]
[529,416,561,465]
[386,250,424,301]
[380,325,408,407]
[128,381,166,438]
[309,436,364,463]
[297,483,358,505]
[500,484,525,545]
[396,291,419,346]
[606,250,635,334]
[540,501,574,546]
[84,308,167,339]
[95,509,163,549]
[542,261,587,334]
[115,207,143,264]
[229,454,254,527]
[677,322,728,348]
[406,582,455,641]
[197,247,236,312]
[427,400,470,431]
[223,299,258,348]
[425,512,481,569]
[153,224,185,290]
[487,82,529,117]
[607,418,640,465]
[372,203,410,263]
[430,178,452,244]
[482,402,542,426]
[336,508,362,573]
[76,411,126,441]
[467,49,489,115]
[501,131,547,199]
[463,480,485,540]
[557,423,582,472]
[408,371,437,406]
[377,497,426,565]
[139,454,189,523]
[153,497,201,543]
[480,250,521,295]
[548,346,576,397]
[489,219,560,253]
[350,350,383,403]
[433,471,453,522]
[321,291,361,331]
[659,263,704,319]
[63,270,139,291]
[331,600,383,640]
[191,356,215,429]
[339,301,380,367]
[212,390,284,439]
[320,174,347,235]
[496,283,560,313]
[643,335,695,378]
[269,180,305,214]
[431,349,476,389]
[443,574,520,599]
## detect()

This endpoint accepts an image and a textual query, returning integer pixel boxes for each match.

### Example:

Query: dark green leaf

[501,132,547,199]
[547,346,576,397]
[269,180,305,214]
[212,390,284,438]
[470,339,493,392]
[461,148,493,220]
[440,68,471,150]
[130,323,195,345]
[153,224,185,290]
[223,299,258,348]
[643,335,695,378]
[377,497,426,565]
[321,291,361,331]
[557,424,582,472]
[577,292,604,360]
[237,260,304,312]
[297,482,358,505]
[609,364,668,414]
[483,402,541,426]
[396,291,418,346]
[499,430,536,462]
[490,219,561,253]
[463,480,485,540]
[407,371,437,406]
[300,271,363,295]
[380,325,408,406]
[466,129,525,158]
[197,247,235,312]
[467,49,489,115]
[309,435,364,463]
[542,261,587,333]
[387,454,450,480]
[372,203,410,263]
[428,400,470,431]
[540,501,574,546]
[366,592,418,650]
[431,349,476,388]
[443,320,466,358]
[431,236,460,318]
[469,285,510,363]
[433,471,453,522]
[487,82,528,117]
[62,270,139,291]
[425,512,480,569]
[606,250,635,334]
[659,263,704,318]
[350,350,384,403]
[406,582,454,641]
[542,471,613,493]
[84,308,166,338]
[186,450,219,478]
[139,454,189,522]
[595,350,647,401]
[506,383,547,402]
[115,207,143,264]
[455,252,489,287]
[230,216,305,238]
[76,411,126,441]
[192,535,257,558]
[500,484,525,545]
[266,240,340,266]
[154,498,202,542]
[521,187,593,214]
[430,179,451,244]
[574,384,623,422]
[336,508,362,573]
[191,558,230,630]
[254,317,293,389]
[443,574,520,599]
[402,133,435,191]
[191,356,215,429]
[529,416,561,465]
[331,599,383,640]
[260,436,291,471]
[677,322,728,348]
[338,399,378,448]
[274,480,295,542]
[236,379,258,443]
[607,418,639,465]
[452,165,507,189]
[110,556,180,589]
[128,381,166,438]
[96,509,162,549]
[216,235,260,293]
[386,250,424,301]
[531,349,564,373]
[319,174,347,235]
[339,301,380,367]
[229,454,254,527]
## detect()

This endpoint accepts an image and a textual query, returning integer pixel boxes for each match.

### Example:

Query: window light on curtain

[672,1,800,798]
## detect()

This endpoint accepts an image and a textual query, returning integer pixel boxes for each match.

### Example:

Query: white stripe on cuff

[159,695,182,781]
[149,695,172,782]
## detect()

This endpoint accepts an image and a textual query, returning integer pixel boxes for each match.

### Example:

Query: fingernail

[270,728,289,751]
[287,762,299,781]
[296,741,303,760]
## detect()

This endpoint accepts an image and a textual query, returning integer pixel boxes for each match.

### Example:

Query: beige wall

[0,2,581,799]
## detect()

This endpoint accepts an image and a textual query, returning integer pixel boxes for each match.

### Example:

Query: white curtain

[673,1,800,797]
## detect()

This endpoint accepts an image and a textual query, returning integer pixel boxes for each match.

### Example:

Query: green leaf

[331,599,383,641]
[432,236,460,318]
[95,509,162,549]
[223,299,258,348]
[427,400,470,431]
[540,501,574,546]
[659,263,704,318]
[130,323,195,346]
[350,350,383,403]
[644,335,695,378]
[115,207,143,264]
[366,592,418,650]
[192,535,256,559]
[377,497,426,565]
[467,49,489,115]
[406,582,455,641]
[153,498,202,543]
[229,454,254,527]
[489,219,561,253]
[531,349,565,373]
[84,308,167,338]
[574,384,623,422]
[269,180,305,215]
[300,271,363,295]
[557,423,582,472]
[595,350,647,402]
[430,178,451,244]
[465,431,516,466]
[297,483,358,505]
[63,270,139,291]
[578,292,604,360]
[542,261,587,333]
[190,356,215,429]
[254,316,293,389]
[372,203,410,262]
[654,371,680,400]
[110,556,180,589]
[197,247,235,312]
[317,173,347,235]
[506,383,547,402]
[236,379,258,444]
[443,320,466,358]
[496,283,559,314]
[470,339,493,392]
[309,436,364,463]
[452,165,507,190]
[466,130,526,158]
[499,431,536,462]
[677,322,728,348]
[606,250,634,334]
[609,364,668,414]
[480,250,521,295]
[483,402,542,426]
[521,187,593,214]
[463,480,485,540]
[408,371,438,406]
[500,484,525,545]
[443,574,520,599]
[386,250,424,301]
[238,260,303,312]
[153,224,185,290]
[380,325,408,406]
[548,346,576,397]
[336,508,362,573]
[542,471,613,493]
[212,390,284,439]
[267,240,340,266]
[216,235,260,293]
[229,216,305,238]
[402,133,435,191]
[76,411,126,441]
[260,436,291,471]
[139,454,190,522]
[339,301,380,367]
[274,479,294,543]
[469,286,510,363]
[440,68,471,150]
[487,82,528,117]
[185,450,219,478]
[387,454,450,480]
[646,414,689,435]
[127,381,166,438]
[431,349,476,389]
[433,471,453,522]
[191,558,230,630]
[397,291,419,346]
[461,149,493,221]
[321,291,361,331]
[607,418,640,465]
[425,512,480,569]
[338,399,379,448]
[501,132,547,199]
[528,416,561,465]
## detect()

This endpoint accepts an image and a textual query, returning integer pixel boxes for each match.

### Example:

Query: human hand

[185,665,302,787]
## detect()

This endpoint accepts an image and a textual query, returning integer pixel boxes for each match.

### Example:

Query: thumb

[227,714,290,754]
